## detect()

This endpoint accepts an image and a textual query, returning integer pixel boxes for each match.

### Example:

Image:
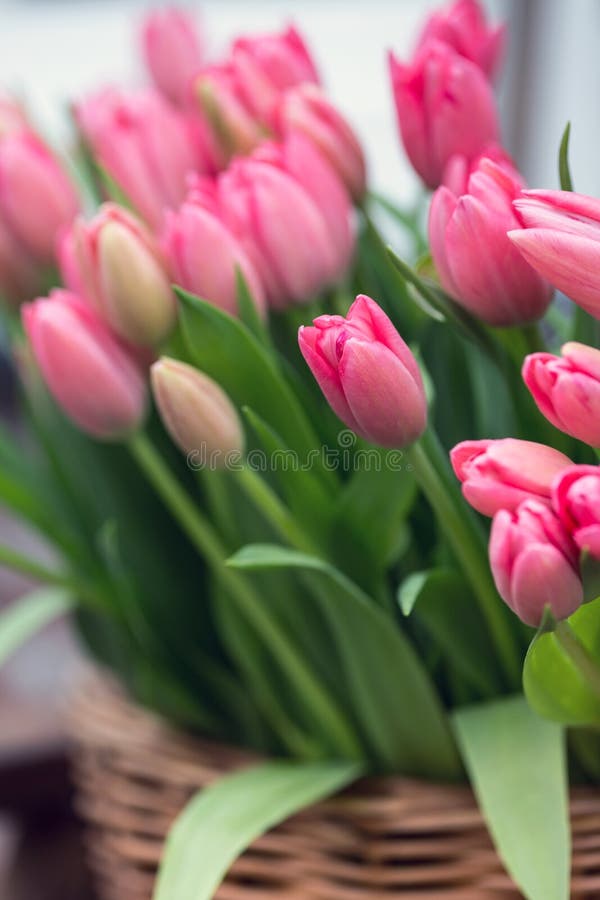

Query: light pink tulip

[22,290,147,439]
[141,7,204,107]
[389,40,500,188]
[417,0,505,79]
[75,87,202,230]
[298,294,426,447]
[441,144,518,195]
[509,190,600,319]
[193,64,265,165]
[523,343,600,447]
[429,158,553,324]
[0,94,29,138]
[273,84,366,200]
[553,465,600,560]
[490,499,582,626]
[0,132,78,263]
[450,438,572,517]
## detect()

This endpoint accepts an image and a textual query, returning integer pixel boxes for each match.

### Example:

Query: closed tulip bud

[417,0,505,79]
[509,190,600,319]
[553,466,600,560]
[451,438,572,517]
[389,40,500,188]
[441,144,518,196]
[151,357,244,461]
[0,132,78,264]
[141,7,204,107]
[22,290,147,439]
[273,84,366,200]
[194,65,264,165]
[490,499,583,627]
[298,294,426,447]
[0,218,42,306]
[429,158,553,325]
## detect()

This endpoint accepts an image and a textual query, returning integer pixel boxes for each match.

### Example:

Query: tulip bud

[416,0,505,79]
[509,190,600,319]
[151,357,244,461]
[523,343,600,447]
[0,218,42,307]
[141,7,204,107]
[194,65,264,165]
[429,158,553,325]
[553,465,600,560]
[273,84,366,200]
[298,294,426,447]
[490,499,583,627]
[441,144,518,196]
[22,290,147,439]
[450,438,572,517]
[389,40,500,188]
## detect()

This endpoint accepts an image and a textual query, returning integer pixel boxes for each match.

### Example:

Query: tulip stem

[555,620,600,699]
[407,430,522,689]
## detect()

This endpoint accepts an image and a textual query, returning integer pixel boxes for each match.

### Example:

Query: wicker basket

[67,675,600,900]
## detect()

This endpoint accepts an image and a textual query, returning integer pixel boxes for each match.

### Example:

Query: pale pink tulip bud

[509,190,600,319]
[417,0,505,79]
[490,499,583,627]
[75,87,203,229]
[151,357,244,461]
[22,290,147,439]
[0,95,29,139]
[389,40,500,188]
[553,465,600,560]
[273,84,366,200]
[298,294,426,447]
[141,7,204,107]
[194,64,265,166]
[523,343,600,447]
[451,438,572,517]
[0,132,78,264]
[59,203,176,347]
[429,158,553,325]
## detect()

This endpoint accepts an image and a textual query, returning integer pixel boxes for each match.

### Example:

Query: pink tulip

[509,190,600,319]
[75,87,202,230]
[193,64,265,165]
[523,343,600,447]
[417,0,505,79]
[0,94,29,138]
[451,438,572,517]
[141,7,204,107]
[490,499,583,626]
[441,143,518,195]
[22,290,147,439]
[389,40,500,188]
[553,465,600,560]
[298,294,426,447]
[0,218,41,306]
[273,84,366,200]
[0,132,78,264]
[429,158,553,324]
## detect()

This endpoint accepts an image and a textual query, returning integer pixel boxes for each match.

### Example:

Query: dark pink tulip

[523,343,600,447]
[141,7,204,107]
[298,294,426,447]
[490,499,583,627]
[451,438,572,517]
[554,465,600,559]
[22,290,147,439]
[429,158,553,325]
[509,190,600,319]
[417,0,505,79]
[389,40,500,188]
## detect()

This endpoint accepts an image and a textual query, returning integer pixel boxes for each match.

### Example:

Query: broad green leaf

[558,122,573,191]
[154,760,360,900]
[453,696,569,900]
[235,268,270,347]
[0,588,74,668]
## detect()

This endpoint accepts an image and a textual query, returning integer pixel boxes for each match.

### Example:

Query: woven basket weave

[67,676,600,899]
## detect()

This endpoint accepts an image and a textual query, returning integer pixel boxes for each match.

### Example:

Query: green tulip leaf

[0,587,74,668]
[558,122,574,192]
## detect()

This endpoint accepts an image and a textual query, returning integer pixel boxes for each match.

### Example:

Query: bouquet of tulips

[2,2,600,897]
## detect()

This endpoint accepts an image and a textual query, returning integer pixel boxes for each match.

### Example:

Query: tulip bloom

[141,7,204,107]
[523,343,600,447]
[553,466,600,559]
[0,94,28,138]
[389,40,500,188]
[194,64,265,165]
[490,499,583,627]
[509,190,600,319]
[429,158,553,325]
[60,204,176,347]
[416,0,505,79]
[0,219,41,306]
[450,438,572,517]
[22,290,147,439]
[298,294,426,447]
[441,144,518,196]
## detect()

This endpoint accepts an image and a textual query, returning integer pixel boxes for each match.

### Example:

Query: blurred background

[1,0,599,896]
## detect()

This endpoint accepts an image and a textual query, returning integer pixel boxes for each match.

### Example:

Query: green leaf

[154,760,360,900]
[0,588,74,668]
[558,122,573,191]
[235,268,271,348]
[453,696,570,900]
